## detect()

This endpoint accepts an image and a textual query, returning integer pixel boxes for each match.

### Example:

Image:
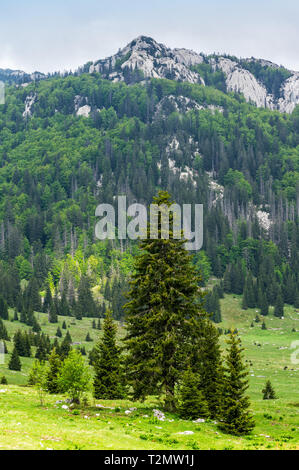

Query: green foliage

[58,349,91,403]
[46,348,61,394]
[8,346,21,371]
[219,332,255,435]
[125,191,208,411]
[93,311,125,399]
[29,359,49,405]
[178,367,209,420]
[241,61,292,99]
[262,380,277,400]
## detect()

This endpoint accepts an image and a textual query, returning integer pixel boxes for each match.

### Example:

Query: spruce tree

[93,311,125,399]
[76,275,97,318]
[219,332,254,435]
[43,285,53,313]
[0,296,8,320]
[259,291,269,316]
[9,346,21,371]
[13,309,18,322]
[178,367,209,420]
[59,331,72,359]
[124,191,208,411]
[85,332,92,342]
[0,318,9,341]
[262,380,277,400]
[274,289,284,318]
[48,302,58,323]
[0,376,8,385]
[56,326,62,338]
[192,319,224,419]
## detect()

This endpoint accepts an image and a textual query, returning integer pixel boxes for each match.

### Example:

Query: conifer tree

[43,285,52,313]
[46,348,61,394]
[262,380,277,400]
[59,291,70,317]
[178,367,209,420]
[56,326,62,338]
[32,315,41,333]
[9,346,21,371]
[13,309,18,322]
[219,332,254,435]
[242,273,256,309]
[274,289,284,318]
[76,275,97,318]
[35,339,48,362]
[125,191,208,411]
[85,332,92,342]
[0,318,9,341]
[192,319,224,418]
[0,376,7,385]
[0,296,8,320]
[59,331,72,359]
[259,291,269,316]
[48,302,58,323]
[93,311,125,399]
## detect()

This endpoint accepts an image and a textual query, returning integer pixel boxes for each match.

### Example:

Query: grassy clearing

[0,294,298,450]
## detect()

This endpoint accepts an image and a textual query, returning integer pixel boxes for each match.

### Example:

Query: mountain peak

[88,36,205,85]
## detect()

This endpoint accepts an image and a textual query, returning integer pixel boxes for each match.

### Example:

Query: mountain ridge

[1,35,299,113]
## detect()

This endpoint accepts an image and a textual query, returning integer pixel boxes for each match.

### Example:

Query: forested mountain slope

[0,36,299,325]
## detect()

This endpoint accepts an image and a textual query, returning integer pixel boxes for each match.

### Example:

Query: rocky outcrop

[23,93,37,118]
[278,73,299,113]
[89,36,204,85]
[216,58,274,109]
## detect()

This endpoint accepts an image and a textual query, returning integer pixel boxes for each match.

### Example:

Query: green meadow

[0,294,298,450]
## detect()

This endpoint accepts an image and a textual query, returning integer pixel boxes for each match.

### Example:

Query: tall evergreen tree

[262,380,277,400]
[192,319,224,419]
[274,288,284,318]
[9,346,21,371]
[219,332,254,435]
[0,318,9,341]
[76,275,97,318]
[0,296,8,320]
[178,367,209,420]
[42,285,53,313]
[124,191,208,411]
[46,348,61,394]
[93,311,125,399]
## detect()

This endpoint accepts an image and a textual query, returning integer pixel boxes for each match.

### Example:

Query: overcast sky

[0,0,298,73]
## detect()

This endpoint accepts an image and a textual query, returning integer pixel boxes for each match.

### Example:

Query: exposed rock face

[23,93,37,118]
[89,36,205,85]
[76,105,91,117]
[9,35,299,116]
[214,57,299,112]
[0,68,46,85]
[216,58,273,109]
[87,36,299,113]
[278,73,299,113]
